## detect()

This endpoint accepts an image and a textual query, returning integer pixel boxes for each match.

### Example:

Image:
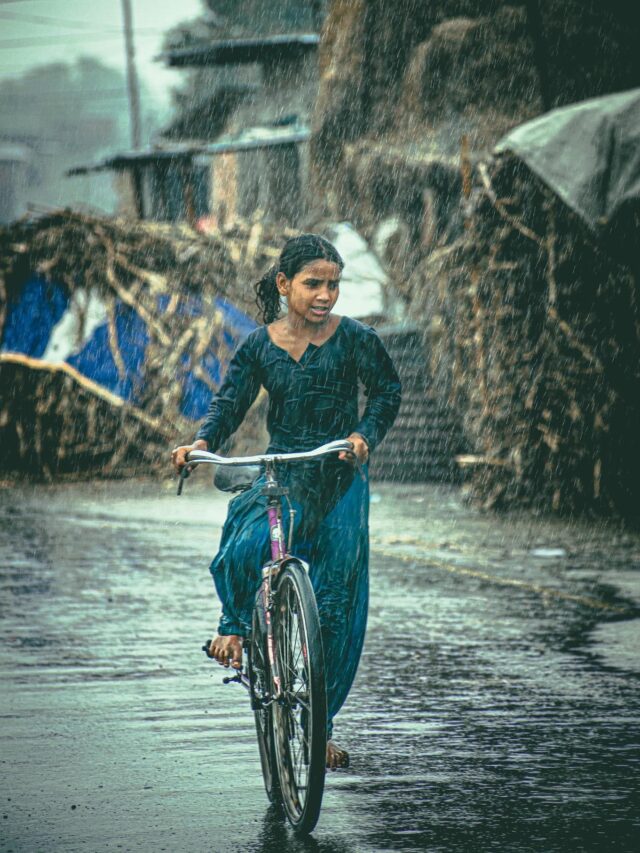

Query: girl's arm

[194,334,261,452]
[353,326,402,453]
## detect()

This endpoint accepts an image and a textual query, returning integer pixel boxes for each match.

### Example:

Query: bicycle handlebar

[177,439,357,495]
[187,439,353,467]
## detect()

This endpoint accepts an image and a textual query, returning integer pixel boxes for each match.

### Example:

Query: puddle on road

[589,619,640,673]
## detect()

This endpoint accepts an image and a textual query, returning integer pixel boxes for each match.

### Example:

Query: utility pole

[121,0,142,149]
[524,0,552,112]
[311,1,323,32]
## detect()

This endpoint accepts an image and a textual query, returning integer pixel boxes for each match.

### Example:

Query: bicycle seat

[214,464,261,493]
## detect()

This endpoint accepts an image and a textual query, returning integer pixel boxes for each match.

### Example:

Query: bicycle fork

[263,461,288,703]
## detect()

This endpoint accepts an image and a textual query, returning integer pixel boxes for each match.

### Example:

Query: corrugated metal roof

[67,125,310,175]
[160,33,319,67]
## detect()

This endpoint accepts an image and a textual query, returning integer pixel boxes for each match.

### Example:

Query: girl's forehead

[297,259,341,278]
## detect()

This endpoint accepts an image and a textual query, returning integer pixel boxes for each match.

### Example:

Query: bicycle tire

[271,561,327,834]
[248,595,281,804]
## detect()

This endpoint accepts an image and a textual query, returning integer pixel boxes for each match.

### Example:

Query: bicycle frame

[262,461,286,702]
[184,438,357,831]
[184,439,355,704]
[256,459,314,705]
[200,463,301,703]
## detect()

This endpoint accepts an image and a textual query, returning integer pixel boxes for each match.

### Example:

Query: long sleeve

[353,325,401,453]
[194,333,261,451]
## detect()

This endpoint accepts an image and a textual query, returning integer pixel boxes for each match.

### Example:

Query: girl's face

[276,259,341,325]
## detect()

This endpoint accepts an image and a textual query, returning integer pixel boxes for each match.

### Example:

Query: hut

[68,125,310,226]
[158,33,320,226]
[68,34,319,228]
[0,143,33,225]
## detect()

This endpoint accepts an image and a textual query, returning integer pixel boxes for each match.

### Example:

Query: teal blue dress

[195,315,401,731]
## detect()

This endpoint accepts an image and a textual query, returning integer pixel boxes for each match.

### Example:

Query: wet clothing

[195,315,401,729]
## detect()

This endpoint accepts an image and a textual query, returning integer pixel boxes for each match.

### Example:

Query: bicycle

[177,438,357,834]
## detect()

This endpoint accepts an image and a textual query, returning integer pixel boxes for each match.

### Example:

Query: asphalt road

[1,478,639,852]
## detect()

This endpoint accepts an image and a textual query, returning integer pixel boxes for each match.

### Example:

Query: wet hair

[254,233,344,325]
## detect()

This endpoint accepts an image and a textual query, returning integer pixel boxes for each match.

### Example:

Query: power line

[0,91,132,104]
[0,30,166,48]
[0,9,122,31]
[0,86,128,97]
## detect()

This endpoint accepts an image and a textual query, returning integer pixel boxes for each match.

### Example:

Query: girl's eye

[303,280,340,290]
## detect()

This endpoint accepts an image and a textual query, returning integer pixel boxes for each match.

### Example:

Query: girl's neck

[285,313,333,338]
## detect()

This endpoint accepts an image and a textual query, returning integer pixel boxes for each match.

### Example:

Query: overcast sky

[0,0,203,107]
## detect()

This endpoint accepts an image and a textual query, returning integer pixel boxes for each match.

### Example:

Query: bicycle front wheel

[271,561,327,834]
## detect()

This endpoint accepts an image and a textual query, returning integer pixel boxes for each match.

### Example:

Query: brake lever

[177,464,192,496]
[343,449,366,482]
[354,455,366,482]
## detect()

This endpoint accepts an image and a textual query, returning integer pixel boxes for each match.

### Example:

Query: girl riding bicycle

[172,233,401,770]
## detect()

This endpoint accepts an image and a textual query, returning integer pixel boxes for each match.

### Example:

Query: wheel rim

[273,578,314,820]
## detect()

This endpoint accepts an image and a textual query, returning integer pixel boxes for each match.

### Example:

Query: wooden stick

[478,162,544,246]
[0,352,173,438]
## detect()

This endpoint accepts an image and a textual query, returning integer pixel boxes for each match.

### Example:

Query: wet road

[1,479,639,852]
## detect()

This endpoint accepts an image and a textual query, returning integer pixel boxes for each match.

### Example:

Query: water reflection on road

[1,480,638,852]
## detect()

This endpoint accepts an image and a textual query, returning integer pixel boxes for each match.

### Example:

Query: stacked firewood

[409,154,639,517]
[0,211,285,480]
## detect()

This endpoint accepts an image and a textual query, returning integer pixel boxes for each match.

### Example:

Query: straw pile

[410,153,640,518]
[0,210,291,479]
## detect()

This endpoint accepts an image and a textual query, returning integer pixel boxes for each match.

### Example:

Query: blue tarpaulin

[0,274,256,420]
[1,277,68,358]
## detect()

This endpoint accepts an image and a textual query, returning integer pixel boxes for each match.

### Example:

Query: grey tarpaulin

[495,88,640,233]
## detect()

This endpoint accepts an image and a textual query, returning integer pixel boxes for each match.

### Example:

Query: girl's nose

[317,285,333,302]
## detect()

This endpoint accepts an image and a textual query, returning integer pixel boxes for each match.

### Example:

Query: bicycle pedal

[222,672,243,685]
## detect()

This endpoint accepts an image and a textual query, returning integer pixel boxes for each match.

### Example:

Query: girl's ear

[275,271,289,296]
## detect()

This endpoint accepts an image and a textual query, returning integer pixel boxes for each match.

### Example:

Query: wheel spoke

[287,691,310,711]
[271,569,325,832]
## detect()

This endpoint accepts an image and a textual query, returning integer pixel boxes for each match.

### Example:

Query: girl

[172,233,401,769]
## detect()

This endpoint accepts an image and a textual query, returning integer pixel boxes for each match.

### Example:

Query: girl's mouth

[310,306,329,316]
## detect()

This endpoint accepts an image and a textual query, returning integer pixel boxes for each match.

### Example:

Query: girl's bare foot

[326,739,349,770]
[207,634,243,669]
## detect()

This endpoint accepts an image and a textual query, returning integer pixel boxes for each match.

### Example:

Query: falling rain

[1,2,639,851]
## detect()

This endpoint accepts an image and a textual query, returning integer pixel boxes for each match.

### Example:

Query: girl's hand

[339,433,369,466]
[171,439,208,473]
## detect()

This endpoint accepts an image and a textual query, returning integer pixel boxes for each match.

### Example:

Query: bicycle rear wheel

[248,595,280,804]
[271,561,327,834]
